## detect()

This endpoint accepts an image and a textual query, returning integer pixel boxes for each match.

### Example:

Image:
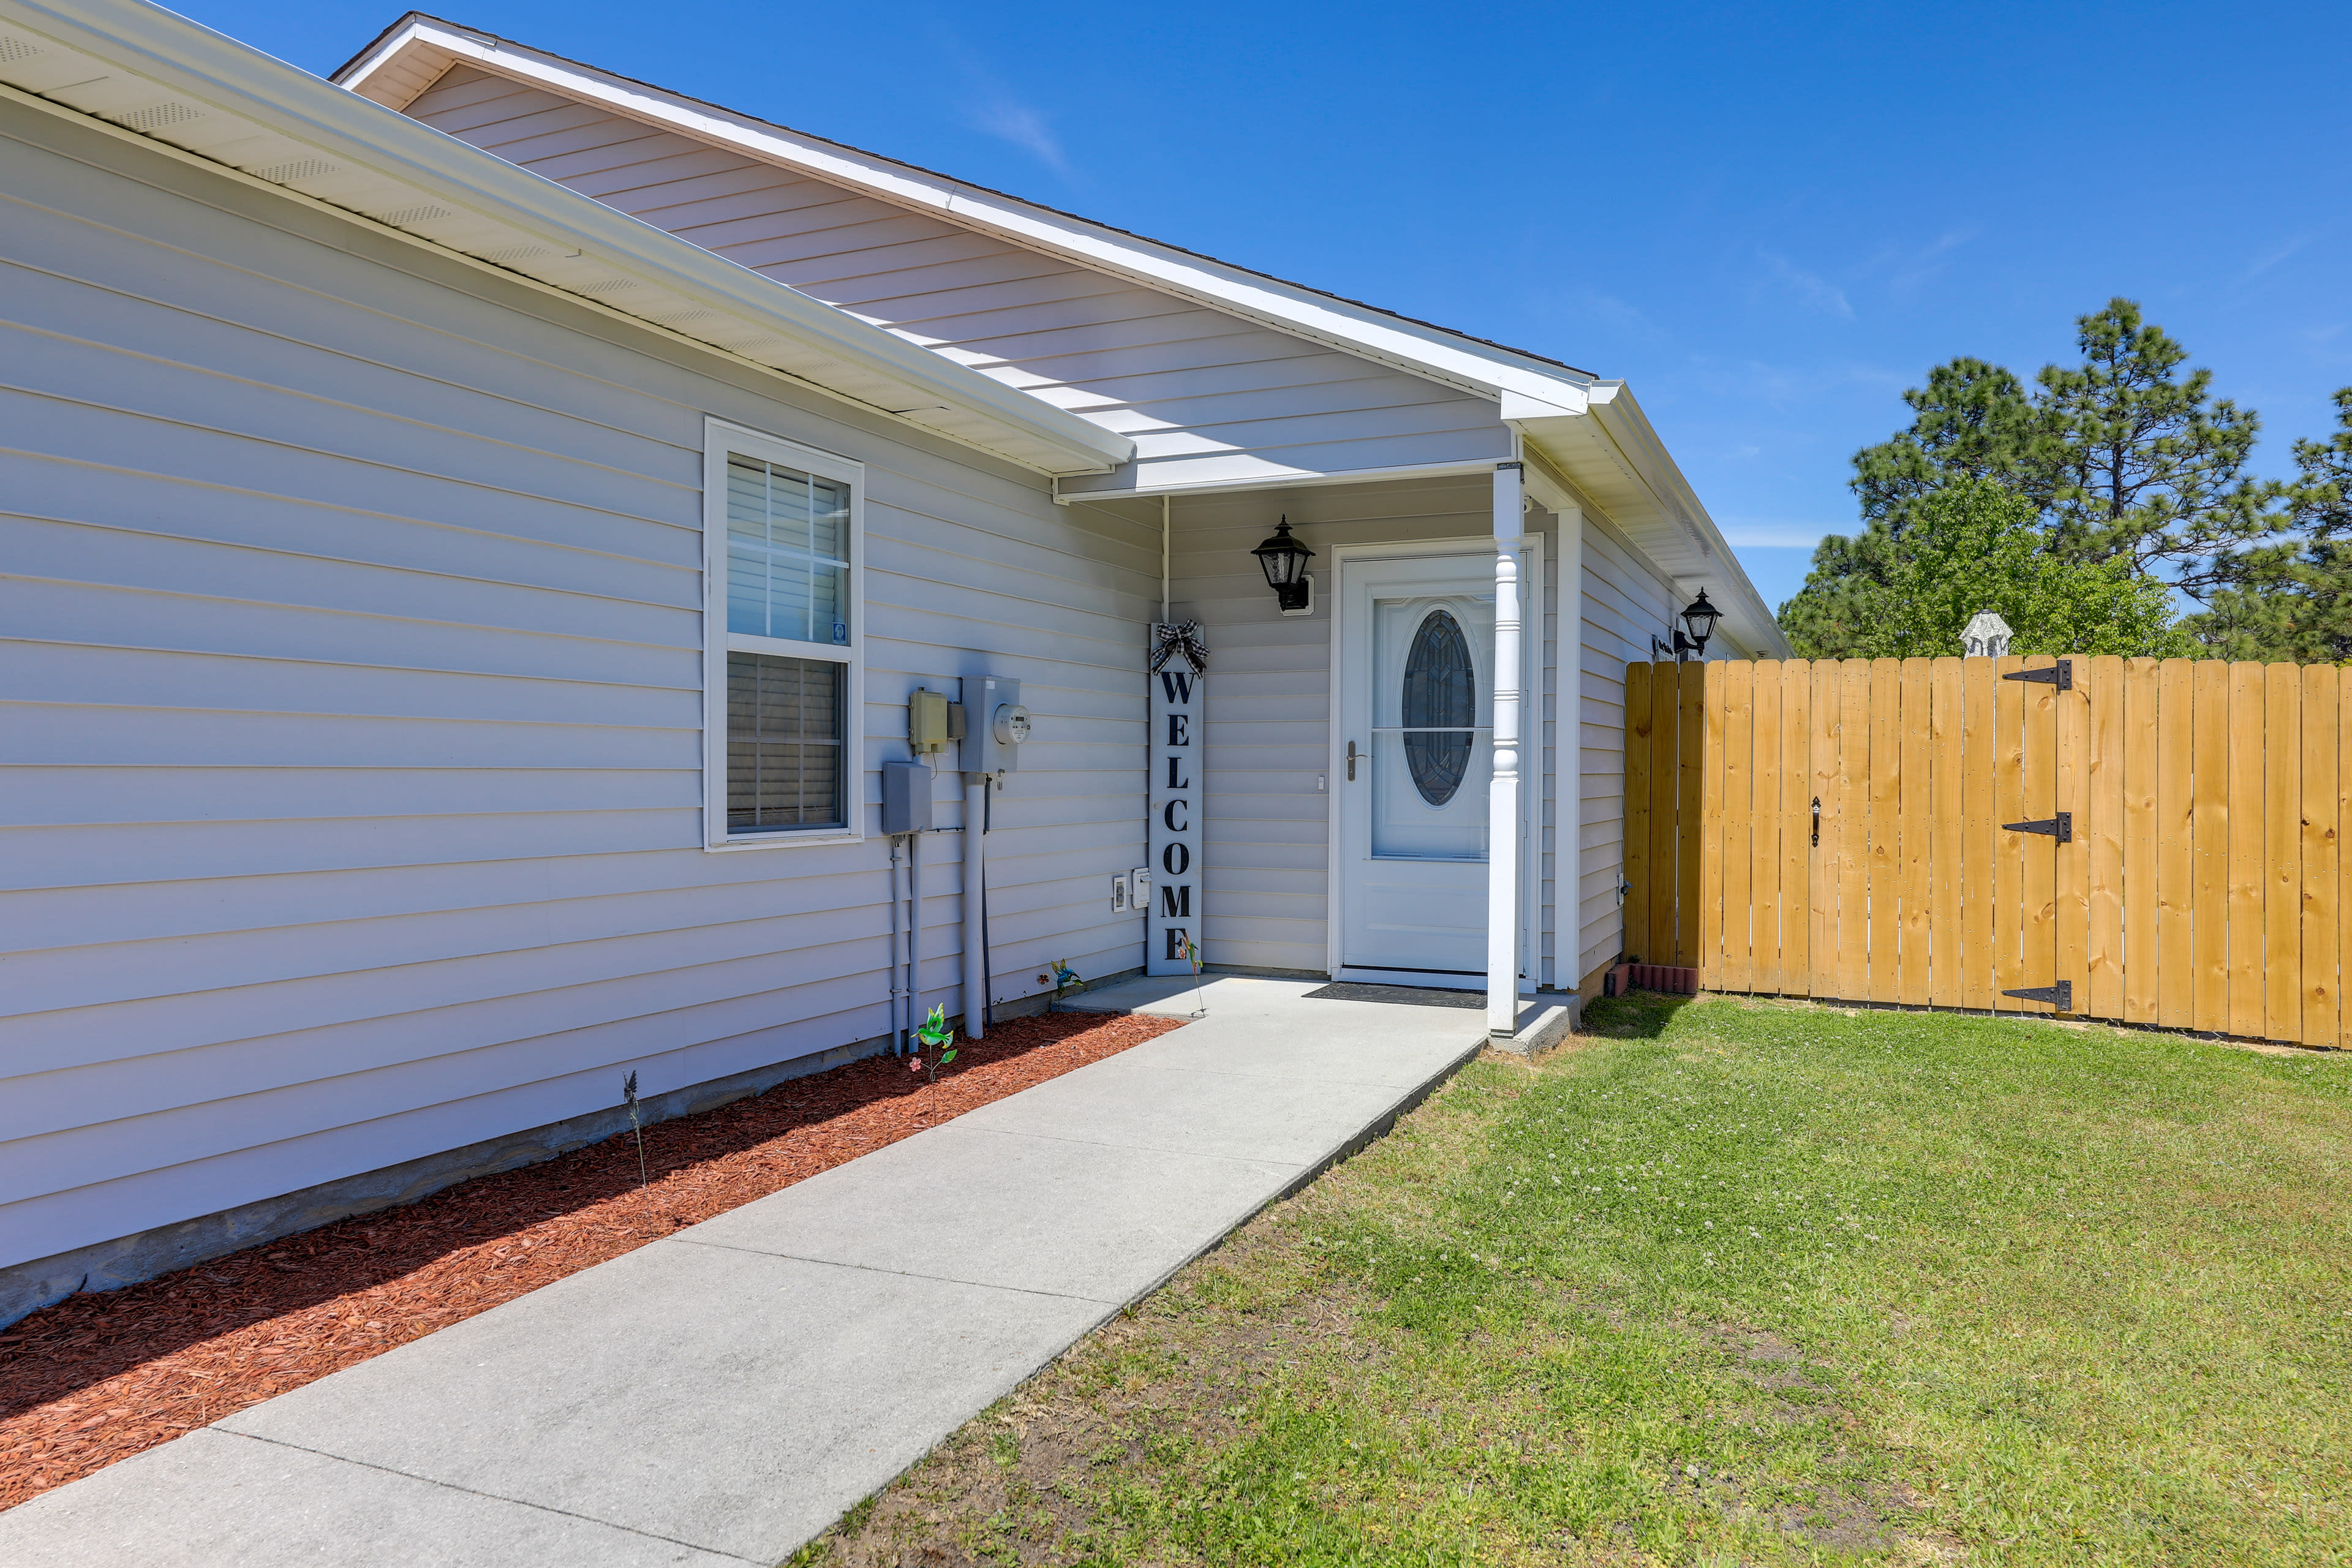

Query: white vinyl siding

[0,98,1155,1275]
[1573,511,1683,987]
[398,66,1512,495]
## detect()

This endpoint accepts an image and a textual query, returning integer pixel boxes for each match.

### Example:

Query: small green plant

[1180,931,1208,1017]
[914,1004,958,1084]
[620,1070,648,1191]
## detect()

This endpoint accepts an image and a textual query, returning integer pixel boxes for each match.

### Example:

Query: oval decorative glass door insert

[1401,608,1475,805]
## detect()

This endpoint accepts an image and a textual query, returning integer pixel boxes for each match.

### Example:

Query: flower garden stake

[620,1071,648,1193]
[916,1004,958,1084]
[1182,933,1208,1019]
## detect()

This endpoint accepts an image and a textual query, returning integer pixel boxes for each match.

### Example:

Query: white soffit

[336,17,1604,413]
[1512,384,1789,658]
[0,0,1133,477]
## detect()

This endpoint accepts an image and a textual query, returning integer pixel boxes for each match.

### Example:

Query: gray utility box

[964,674,1028,775]
[880,759,934,835]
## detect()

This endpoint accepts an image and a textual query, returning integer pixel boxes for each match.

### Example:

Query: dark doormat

[1303,982,1484,1009]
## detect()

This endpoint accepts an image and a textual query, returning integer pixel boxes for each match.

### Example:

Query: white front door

[1336,552,1502,987]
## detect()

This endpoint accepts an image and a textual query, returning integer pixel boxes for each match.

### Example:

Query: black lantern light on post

[1251,516,1316,617]
[1658,588,1723,662]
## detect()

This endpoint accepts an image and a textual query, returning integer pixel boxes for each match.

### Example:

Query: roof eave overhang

[0,0,1132,478]
[337,19,1606,409]
[1507,384,1790,659]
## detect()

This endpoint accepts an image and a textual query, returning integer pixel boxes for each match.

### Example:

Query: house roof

[331,14,1792,658]
[331,14,1608,418]
[0,0,1136,477]
[336,14,1603,390]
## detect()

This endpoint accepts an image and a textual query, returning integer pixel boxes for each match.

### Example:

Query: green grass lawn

[799,996,2352,1567]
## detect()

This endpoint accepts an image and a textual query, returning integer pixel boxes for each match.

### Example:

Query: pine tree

[2191,388,2352,661]
[1777,298,2291,658]
[1850,356,2048,529]
[2034,300,2282,597]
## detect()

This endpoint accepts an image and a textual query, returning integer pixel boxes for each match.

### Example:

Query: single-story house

[0,0,1788,1324]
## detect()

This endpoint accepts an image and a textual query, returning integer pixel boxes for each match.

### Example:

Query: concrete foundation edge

[1487,994,1582,1056]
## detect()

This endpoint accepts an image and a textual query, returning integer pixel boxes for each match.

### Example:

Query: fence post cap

[1961,609,2013,658]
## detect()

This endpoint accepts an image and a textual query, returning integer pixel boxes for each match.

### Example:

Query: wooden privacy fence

[1623,656,2352,1049]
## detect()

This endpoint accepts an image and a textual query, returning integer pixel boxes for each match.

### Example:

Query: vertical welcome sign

[1147,622,1206,976]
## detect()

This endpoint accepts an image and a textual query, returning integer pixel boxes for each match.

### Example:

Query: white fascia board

[1507,383,1790,659]
[341,20,1601,413]
[0,0,1131,477]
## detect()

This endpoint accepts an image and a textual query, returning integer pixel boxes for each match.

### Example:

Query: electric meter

[965,674,1025,775]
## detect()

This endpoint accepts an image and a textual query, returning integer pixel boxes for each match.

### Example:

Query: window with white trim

[703,420,863,846]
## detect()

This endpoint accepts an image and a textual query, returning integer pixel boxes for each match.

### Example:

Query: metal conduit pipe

[962,775,988,1039]
[886,835,904,1052]
[907,829,921,1051]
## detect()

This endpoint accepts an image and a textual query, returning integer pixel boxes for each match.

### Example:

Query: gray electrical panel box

[880,759,933,835]
[964,674,1028,775]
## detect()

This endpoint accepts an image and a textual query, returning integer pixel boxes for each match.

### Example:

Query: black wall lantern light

[1251,516,1316,616]
[1653,588,1724,662]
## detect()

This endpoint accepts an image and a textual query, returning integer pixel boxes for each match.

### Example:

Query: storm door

[1335,552,1504,986]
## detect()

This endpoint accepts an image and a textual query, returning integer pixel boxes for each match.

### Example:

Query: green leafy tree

[1776,529,1894,660]
[1852,479,2191,660]
[1782,358,2049,658]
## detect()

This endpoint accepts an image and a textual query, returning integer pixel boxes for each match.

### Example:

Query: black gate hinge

[2002,981,2073,1011]
[2002,660,2073,690]
[2002,811,2072,843]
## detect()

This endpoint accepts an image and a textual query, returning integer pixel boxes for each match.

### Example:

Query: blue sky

[178,0,2351,616]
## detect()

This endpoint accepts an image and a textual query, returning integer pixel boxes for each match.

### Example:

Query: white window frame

[702,417,865,851]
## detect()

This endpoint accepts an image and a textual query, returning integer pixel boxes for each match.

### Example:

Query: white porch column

[1556,502,1583,997]
[1487,461,1524,1036]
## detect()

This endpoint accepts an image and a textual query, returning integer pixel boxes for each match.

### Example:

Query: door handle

[1810,796,1820,848]
[1346,740,1359,782]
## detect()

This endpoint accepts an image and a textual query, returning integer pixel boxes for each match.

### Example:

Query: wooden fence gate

[1624,655,2352,1049]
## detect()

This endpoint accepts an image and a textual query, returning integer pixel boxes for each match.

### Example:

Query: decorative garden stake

[1181,932,1208,1019]
[916,1004,957,1084]
[620,1071,648,1193]
[1052,959,1083,998]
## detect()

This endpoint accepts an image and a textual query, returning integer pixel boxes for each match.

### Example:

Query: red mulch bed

[0,1011,1178,1512]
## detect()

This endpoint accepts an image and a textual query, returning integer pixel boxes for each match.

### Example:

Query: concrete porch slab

[1,1427,739,1567]
[1054,970,1291,1017]
[215,1240,1108,1564]
[952,1052,1446,1167]
[680,1122,1295,1302]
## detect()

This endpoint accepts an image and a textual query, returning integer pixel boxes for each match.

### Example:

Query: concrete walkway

[0,976,1563,1566]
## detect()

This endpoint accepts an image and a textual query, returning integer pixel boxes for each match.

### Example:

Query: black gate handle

[1810,796,1820,847]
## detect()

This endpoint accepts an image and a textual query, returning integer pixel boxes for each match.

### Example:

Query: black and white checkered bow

[1148,620,1208,675]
